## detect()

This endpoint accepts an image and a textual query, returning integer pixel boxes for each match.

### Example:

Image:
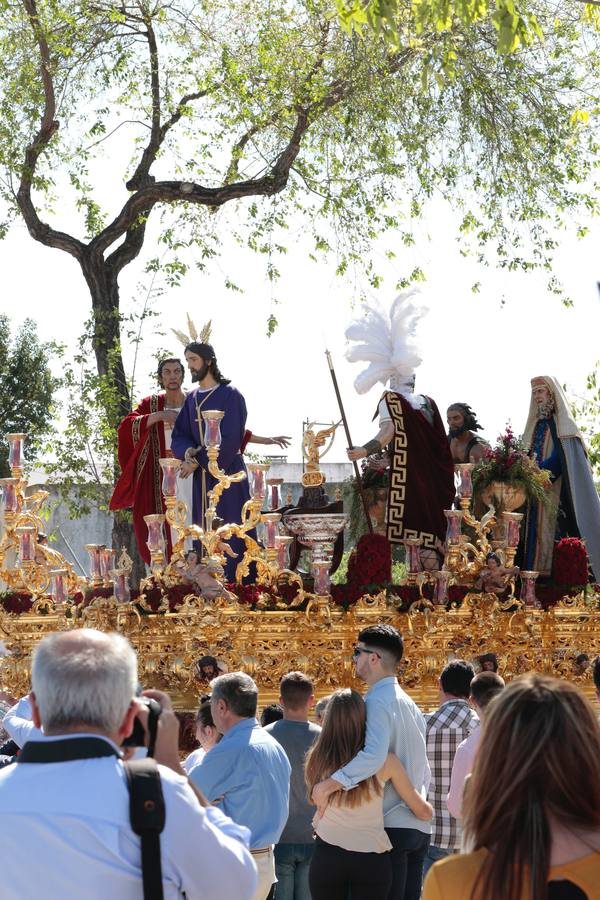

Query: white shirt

[0,734,257,899]
[2,695,43,747]
[183,746,205,773]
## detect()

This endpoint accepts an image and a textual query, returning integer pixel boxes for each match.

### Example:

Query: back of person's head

[464,673,600,900]
[357,624,403,670]
[314,695,330,723]
[593,655,600,694]
[197,693,216,729]
[211,671,258,718]
[440,659,475,699]
[260,704,283,726]
[469,672,505,711]
[305,688,380,808]
[280,671,313,711]
[32,629,137,733]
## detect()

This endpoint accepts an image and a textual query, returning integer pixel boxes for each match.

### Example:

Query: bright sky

[1,193,599,464]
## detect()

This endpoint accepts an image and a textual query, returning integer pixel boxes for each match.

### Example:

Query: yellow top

[422,848,600,900]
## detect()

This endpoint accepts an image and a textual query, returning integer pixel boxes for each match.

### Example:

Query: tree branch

[16,0,85,259]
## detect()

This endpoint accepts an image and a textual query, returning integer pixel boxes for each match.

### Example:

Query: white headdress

[345,290,427,396]
[523,375,584,448]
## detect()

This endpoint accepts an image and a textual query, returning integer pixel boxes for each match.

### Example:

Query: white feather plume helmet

[345,290,428,395]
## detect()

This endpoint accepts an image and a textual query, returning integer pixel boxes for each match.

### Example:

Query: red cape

[109,395,173,564]
[383,392,455,547]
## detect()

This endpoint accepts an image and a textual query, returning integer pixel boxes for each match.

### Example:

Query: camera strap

[124,758,166,900]
[19,737,166,900]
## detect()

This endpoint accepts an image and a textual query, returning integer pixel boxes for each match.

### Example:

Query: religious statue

[522,375,600,580]
[447,403,488,464]
[110,357,191,564]
[475,552,519,596]
[169,322,252,582]
[344,291,455,562]
[302,421,340,487]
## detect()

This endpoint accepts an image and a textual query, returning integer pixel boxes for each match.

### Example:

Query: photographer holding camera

[0,628,257,899]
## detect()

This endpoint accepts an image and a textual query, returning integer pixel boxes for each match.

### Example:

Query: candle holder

[16,525,36,564]
[159,457,181,499]
[401,538,423,585]
[274,535,293,570]
[99,548,117,586]
[444,510,464,547]
[0,477,20,522]
[312,559,331,596]
[85,543,104,587]
[5,433,26,477]
[201,409,224,450]
[455,464,474,511]
[247,463,270,503]
[433,570,453,606]
[261,513,281,552]
[520,570,540,608]
[266,477,284,511]
[50,568,69,606]
[144,514,166,571]
[110,548,133,603]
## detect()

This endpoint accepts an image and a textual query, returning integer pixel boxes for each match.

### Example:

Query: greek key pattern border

[384,391,437,548]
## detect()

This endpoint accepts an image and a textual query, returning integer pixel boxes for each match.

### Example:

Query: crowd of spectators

[1,627,599,899]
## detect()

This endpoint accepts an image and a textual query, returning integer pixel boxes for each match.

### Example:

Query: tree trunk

[81,253,146,588]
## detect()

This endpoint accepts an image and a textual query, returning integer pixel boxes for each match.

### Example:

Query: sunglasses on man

[352,646,381,659]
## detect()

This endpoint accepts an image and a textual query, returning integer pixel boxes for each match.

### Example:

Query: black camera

[122,697,162,757]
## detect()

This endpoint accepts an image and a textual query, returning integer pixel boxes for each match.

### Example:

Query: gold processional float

[0,427,599,713]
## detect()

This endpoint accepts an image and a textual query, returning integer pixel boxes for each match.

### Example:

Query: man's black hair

[184,341,231,385]
[260,703,284,727]
[157,357,184,380]
[440,660,475,699]
[593,655,600,693]
[358,624,404,664]
[447,403,483,432]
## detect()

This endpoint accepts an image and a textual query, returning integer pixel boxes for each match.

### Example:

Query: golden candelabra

[0,434,85,608]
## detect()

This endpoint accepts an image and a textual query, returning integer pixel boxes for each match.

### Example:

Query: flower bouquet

[472,426,553,509]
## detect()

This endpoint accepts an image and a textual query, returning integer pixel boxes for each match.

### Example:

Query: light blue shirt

[332,676,432,833]
[190,717,291,849]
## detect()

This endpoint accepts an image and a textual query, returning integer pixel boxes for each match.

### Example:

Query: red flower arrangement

[347,533,392,588]
[552,538,590,587]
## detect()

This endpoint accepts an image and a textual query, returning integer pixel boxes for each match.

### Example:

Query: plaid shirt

[425,700,478,851]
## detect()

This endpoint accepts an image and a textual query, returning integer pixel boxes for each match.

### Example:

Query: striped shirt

[425,700,478,851]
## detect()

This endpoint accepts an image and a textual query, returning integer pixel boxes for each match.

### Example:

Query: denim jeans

[422,845,451,882]
[385,827,430,900]
[274,842,314,900]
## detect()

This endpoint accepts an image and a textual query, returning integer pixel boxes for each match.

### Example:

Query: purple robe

[171,384,253,581]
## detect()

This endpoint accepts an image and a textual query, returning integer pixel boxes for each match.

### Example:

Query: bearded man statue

[522,375,600,580]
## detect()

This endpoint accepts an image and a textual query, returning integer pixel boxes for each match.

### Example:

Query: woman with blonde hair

[423,673,600,900]
[305,688,432,900]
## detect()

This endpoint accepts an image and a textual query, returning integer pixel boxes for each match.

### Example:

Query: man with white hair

[0,629,257,899]
[189,671,291,900]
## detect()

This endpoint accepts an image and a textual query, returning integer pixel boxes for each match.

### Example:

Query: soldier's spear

[325,349,373,534]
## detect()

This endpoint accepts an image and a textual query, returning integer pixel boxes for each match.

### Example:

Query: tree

[571,362,600,486]
[0,1,598,475]
[0,315,58,477]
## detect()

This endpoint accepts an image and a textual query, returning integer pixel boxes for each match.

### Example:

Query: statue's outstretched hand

[270,435,292,448]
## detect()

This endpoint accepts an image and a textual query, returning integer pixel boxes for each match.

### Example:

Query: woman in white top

[183,693,221,773]
[305,688,432,900]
